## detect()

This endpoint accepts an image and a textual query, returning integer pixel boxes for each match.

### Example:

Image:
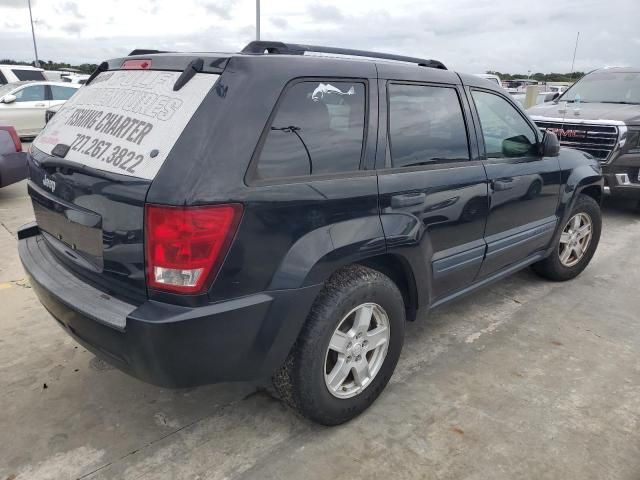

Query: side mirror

[540,131,560,157]
[551,92,560,101]
[1,94,16,104]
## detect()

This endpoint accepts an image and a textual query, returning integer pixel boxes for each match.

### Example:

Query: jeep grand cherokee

[18,42,603,425]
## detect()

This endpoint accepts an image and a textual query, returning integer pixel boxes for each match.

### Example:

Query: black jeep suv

[18,42,603,425]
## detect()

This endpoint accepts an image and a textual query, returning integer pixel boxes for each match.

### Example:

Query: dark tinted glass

[388,84,469,167]
[14,85,46,102]
[51,85,77,100]
[472,90,537,158]
[12,69,46,81]
[255,81,365,180]
[0,71,7,85]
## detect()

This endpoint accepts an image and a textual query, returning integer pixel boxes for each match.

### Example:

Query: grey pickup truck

[529,67,640,203]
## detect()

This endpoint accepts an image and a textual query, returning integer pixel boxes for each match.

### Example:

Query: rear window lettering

[12,69,46,81]
[254,80,366,180]
[33,70,219,179]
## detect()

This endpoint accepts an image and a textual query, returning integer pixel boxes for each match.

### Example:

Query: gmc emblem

[547,128,585,139]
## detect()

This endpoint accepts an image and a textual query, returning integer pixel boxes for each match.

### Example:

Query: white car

[0,81,80,138]
[0,65,46,85]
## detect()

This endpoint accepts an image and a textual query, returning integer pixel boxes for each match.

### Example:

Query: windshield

[559,71,640,104]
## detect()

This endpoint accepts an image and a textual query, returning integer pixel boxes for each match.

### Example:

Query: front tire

[532,194,601,281]
[273,265,405,426]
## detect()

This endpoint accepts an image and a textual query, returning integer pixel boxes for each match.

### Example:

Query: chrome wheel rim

[559,212,593,267]
[324,303,390,399]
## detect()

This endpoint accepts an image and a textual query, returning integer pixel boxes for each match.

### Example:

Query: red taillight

[122,59,152,70]
[0,126,21,152]
[144,204,243,294]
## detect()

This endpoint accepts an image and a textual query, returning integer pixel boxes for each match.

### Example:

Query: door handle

[491,178,514,192]
[391,192,426,208]
[35,103,46,107]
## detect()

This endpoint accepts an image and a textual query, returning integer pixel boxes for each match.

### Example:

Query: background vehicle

[18,42,603,426]
[0,82,80,138]
[0,125,27,188]
[0,65,45,85]
[473,73,503,88]
[529,67,640,202]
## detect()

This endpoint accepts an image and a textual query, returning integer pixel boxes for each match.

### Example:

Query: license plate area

[30,186,104,270]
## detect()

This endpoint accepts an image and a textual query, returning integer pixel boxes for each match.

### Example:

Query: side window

[255,81,366,180]
[51,85,77,101]
[387,84,470,168]
[471,90,538,158]
[12,69,45,81]
[14,85,46,102]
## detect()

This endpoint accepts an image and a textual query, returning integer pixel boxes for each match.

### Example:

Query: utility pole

[27,0,40,67]
[256,0,260,41]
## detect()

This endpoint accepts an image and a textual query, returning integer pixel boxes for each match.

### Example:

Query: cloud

[62,21,85,34]
[307,5,344,22]
[0,0,37,7]
[200,0,235,20]
[0,0,638,74]
[58,2,84,19]
[270,16,288,30]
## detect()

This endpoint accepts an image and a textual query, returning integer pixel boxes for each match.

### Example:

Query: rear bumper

[19,227,321,387]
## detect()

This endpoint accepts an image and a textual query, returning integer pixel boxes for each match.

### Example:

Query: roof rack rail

[241,41,447,70]
[127,49,168,56]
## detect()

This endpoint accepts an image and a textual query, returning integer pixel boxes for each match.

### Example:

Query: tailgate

[28,66,220,302]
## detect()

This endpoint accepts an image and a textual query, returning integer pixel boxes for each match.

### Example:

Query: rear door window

[50,85,77,101]
[387,84,470,167]
[12,69,46,81]
[33,69,219,179]
[253,80,366,180]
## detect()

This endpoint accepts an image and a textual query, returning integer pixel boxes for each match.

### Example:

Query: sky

[1,0,639,74]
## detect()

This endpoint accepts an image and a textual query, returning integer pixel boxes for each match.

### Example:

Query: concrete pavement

[1,179,640,480]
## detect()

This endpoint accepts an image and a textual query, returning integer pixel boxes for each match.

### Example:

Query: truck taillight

[144,204,243,294]
[0,126,21,152]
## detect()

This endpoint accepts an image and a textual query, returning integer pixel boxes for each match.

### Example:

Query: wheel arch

[356,253,420,322]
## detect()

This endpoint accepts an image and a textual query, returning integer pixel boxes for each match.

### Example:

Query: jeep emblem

[43,175,56,193]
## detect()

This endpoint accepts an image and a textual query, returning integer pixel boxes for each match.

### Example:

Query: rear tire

[273,265,405,426]
[532,194,601,281]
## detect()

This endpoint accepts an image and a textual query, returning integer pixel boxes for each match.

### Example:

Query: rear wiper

[173,58,204,91]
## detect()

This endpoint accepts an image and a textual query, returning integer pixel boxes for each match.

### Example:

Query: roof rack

[241,41,447,70]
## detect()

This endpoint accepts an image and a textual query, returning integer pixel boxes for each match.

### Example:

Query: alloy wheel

[559,212,593,267]
[324,303,390,399]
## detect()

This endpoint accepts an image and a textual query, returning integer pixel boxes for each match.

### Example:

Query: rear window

[12,69,45,81]
[33,69,219,179]
[253,80,366,180]
[50,85,77,101]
